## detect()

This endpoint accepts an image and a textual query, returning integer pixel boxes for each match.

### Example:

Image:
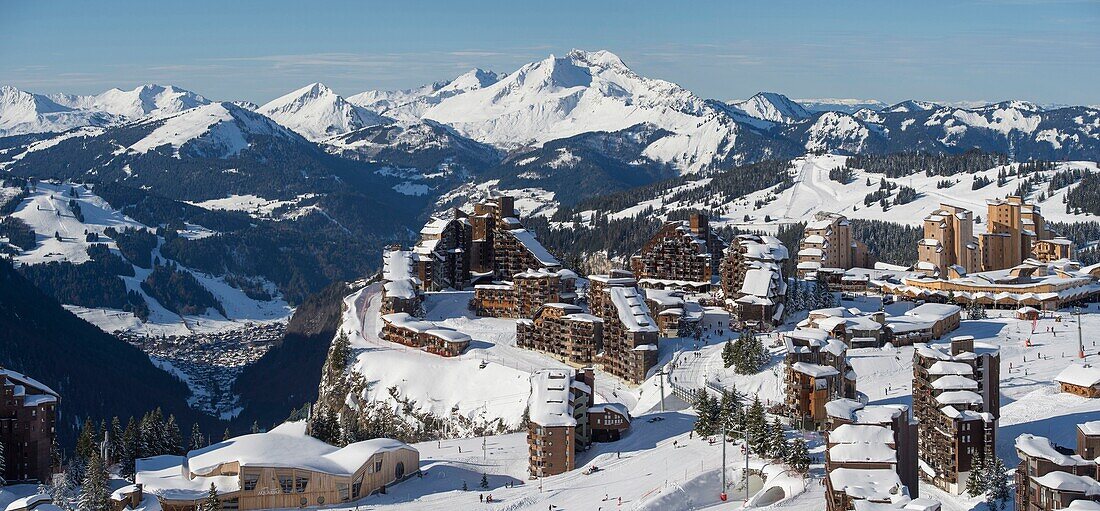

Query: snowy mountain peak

[259,82,387,141]
[882,99,940,113]
[126,101,302,158]
[729,92,811,124]
[566,49,629,72]
[980,100,1042,113]
[439,68,501,93]
[51,83,211,119]
[0,85,118,136]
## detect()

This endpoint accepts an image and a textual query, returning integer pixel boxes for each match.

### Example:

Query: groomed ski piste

[246,280,1100,510]
[3,180,292,336]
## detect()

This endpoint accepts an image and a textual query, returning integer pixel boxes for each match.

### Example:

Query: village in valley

[6,178,1100,511]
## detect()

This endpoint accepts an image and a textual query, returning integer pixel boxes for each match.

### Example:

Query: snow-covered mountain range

[258,83,387,142]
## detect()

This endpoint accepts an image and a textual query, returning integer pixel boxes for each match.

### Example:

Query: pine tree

[746,397,767,454]
[721,339,735,369]
[49,471,77,511]
[75,418,97,462]
[985,455,1010,511]
[78,452,110,511]
[108,417,124,465]
[965,450,987,497]
[693,390,716,436]
[190,424,206,452]
[165,415,183,456]
[250,421,261,434]
[718,389,742,437]
[204,483,221,511]
[479,473,489,489]
[767,418,786,460]
[120,417,138,480]
[785,437,811,473]
[223,428,231,442]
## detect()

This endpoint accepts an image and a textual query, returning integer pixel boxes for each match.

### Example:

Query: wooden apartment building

[588,273,660,383]
[912,336,1000,494]
[379,313,471,357]
[796,212,872,279]
[783,333,856,430]
[1015,430,1100,511]
[516,303,603,365]
[526,368,630,478]
[0,369,58,484]
[630,213,726,291]
[720,234,789,326]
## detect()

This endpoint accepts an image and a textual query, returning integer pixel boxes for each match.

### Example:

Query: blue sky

[2,0,1097,105]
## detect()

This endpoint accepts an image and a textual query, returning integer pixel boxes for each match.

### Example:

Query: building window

[243,471,260,491]
[374,460,383,473]
[352,475,364,499]
[337,483,350,502]
[295,476,309,493]
[278,472,294,494]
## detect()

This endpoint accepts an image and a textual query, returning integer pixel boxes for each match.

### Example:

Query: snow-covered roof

[589,402,630,420]
[828,468,907,501]
[529,369,578,428]
[803,234,826,245]
[1067,500,1100,511]
[930,375,978,390]
[4,495,51,511]
[382,313,436,333]
[184,422,415,478]
[382,248,417,282]
[927,361,973,376]
[1056,364,1100,388]
[644,288,685,307]
[829,443,897,464]
[608,286,658,333]
[419,218,451,236]
[137,455,241,500]
[507,229,560,267]
[904,303,960,321]
[741,267,779,297]
[790,362,839,378]
[1015,434,1093,467]
[1080,421,1100,436]
[0,369,59,399]
[934,390,983,406]
[383,278,419,300]
[830,424,895,445]
[1031,472,1100,494]
[424,329,472,344]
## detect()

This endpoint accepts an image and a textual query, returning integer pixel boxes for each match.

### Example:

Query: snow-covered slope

[126,102,302,158]
[795,97,889,114]
[50,83,210,119]
[0,86,118,136]
[587,154,1100,231]
[422,49,765,173]
[347,69,501,123]
[258,83,387,141]
[729,92,812,124]
[7,181,291,336]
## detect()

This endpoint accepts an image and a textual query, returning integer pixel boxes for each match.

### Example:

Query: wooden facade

[0,369,59,484]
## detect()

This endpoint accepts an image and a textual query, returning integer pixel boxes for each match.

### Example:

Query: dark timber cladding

[630,213,726,291]
[912,336,1000,495]
[0,369,59,484]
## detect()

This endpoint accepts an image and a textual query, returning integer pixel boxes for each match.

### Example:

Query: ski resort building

[796,212,872,279]
[1079,422,1100,461]
[413,215,471,291]
[516,303,603,365]
[472,268,578,318]
[527,368,592,477]
[916,204,982,278]
[720,234,790,326]
[380,247,423,316]
[912,336,1000,494]
[801,307,886,348]
[408,196,562,293]
[882,260,1100,311]
[0,369,59,484]
[825,399,919,500]
[135,422,419,511]
[643,288,703,337]
[379,313,471,357]
[980,196,1070,271]
[589,275,661,383]
[629,214,726,291]
[1056,365,1100,398]
[883,303,961,345]
[1014,432,1100,511]
[783,331,857,430]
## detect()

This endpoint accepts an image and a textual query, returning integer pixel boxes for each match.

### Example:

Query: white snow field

[7,181,291,336]
[538,154,1100,232]
[339,280,1100,509]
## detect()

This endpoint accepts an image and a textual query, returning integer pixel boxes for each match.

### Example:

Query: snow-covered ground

[343,282,1100,509]
[553,154,1100,233]
[5,180,292,336]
